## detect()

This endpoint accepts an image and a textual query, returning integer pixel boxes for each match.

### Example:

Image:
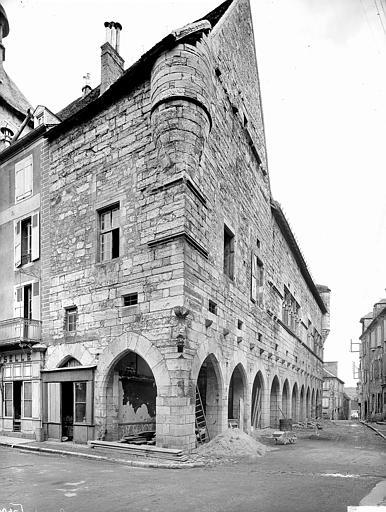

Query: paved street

[0,421,385,512]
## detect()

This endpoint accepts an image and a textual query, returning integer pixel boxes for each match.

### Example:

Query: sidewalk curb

[360,420,386,441]
[0,440,205,469]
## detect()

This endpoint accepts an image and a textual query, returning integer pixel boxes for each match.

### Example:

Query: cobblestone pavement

[0,420,384,512]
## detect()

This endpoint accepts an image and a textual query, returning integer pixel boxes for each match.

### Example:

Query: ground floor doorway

[61,381,74,441]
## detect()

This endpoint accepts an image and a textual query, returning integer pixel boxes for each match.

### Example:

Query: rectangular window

[123,293,138,307]
[15,155,33,203]
[251,253,264,305]
[21,217,32,265]
[223,225,234,280]
[74,382,87,423]
[23,381,32,418]
[4,382,13,417]
[65,307,77,332]
[282,287,300,333]
[209,300,217,315]
[99,204,120,262]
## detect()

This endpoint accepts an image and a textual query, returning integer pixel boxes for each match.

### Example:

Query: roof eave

[271,200,327,314]
[0,124,46,164]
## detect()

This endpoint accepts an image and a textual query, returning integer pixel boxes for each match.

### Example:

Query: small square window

[209,300,217,315]
[237,320,243,330]
[65,307,77,332]
[123,293,138,307]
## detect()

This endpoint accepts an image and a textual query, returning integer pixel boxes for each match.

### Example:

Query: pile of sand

[197,428,268,458]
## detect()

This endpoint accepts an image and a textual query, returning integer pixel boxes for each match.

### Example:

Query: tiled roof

[0,65,31,118]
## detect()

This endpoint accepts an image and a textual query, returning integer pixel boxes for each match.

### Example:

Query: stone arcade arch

[311,388,316,419]
[103,351,157,441]
[306,387,311,419]
[282,379,290,419]
[299,385,305,422]
[251,371,264,429]
[196,354,223,441]
[316,389,321,418]
[95,333,171,446]
[228,363,247,431]
[270,376,281,428]
[291,383,299,423]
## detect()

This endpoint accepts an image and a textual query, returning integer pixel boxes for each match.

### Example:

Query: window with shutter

[15,155,33,203]
[31,212,40,261]
[14,220,21,268]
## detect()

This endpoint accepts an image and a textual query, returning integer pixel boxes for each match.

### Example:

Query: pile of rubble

[194,428,268,462]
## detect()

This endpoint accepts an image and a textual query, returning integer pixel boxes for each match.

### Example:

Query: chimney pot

[100,21,124,96]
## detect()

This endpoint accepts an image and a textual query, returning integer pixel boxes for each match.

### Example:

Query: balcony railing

[0,317,42,346]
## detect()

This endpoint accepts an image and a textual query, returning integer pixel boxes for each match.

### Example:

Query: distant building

[344,386,359,417]
[358,299,385,421]
[322,362,345,419]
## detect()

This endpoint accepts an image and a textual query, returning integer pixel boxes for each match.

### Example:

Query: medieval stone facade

[0,0,330,450]
[358,300,386,421]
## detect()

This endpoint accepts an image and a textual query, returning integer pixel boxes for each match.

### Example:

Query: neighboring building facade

[358,300,385,421]
[344,386,359,418]
[0,0,331,449]
[322,362,345,419]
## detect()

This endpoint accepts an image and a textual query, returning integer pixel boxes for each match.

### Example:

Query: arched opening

[292,383,298,422]
[300,385,305,422]
[270,376,280,428]
[306,387,311,420]
[228,364,247,431]
[251,371,264,429]
[58,357,81,368]
[282,379,290,419]
[311,388,315,419]
[196,354,223,442]
[105,350,157,442]
[315,389,320,418]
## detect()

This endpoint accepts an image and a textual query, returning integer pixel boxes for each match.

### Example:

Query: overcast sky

[3,0,386,386]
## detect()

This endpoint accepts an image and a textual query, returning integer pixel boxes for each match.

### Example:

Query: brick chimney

[100,21,124,96]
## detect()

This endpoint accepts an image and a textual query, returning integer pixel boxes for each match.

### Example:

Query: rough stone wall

[42,0,328,448]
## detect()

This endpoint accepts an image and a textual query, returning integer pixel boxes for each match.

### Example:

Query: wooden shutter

[24,158,33,197]
[47,383,61,423]
[15,161,24,201]
[32,281,40,320]
[31,212,40,261]
[14,220,21,268]
[14,286,23,318]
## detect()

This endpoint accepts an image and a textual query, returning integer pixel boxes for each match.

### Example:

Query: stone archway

[311,388,316,419]
[282,379,290,420]
[316,389,321,418]
[196,354,223,441]
[306,387,311,420]
[95,333,171,446]
[103,350,157,441]
[300,385,305,422]
[292,383,299,423]
[228,363,247,431]
[251,371,264,429]
[270,376,281,428]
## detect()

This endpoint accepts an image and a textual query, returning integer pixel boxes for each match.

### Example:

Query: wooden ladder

[195,386,209,444]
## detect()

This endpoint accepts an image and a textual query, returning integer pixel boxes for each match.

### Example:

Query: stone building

[358,299,385,421]
[0,0,330,449]
[322,362,345,419]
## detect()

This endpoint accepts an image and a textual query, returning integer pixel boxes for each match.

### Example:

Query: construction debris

[196,428,268,459]
[272,431,297,445]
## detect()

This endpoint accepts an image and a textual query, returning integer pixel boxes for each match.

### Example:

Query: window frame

[23,381,33,418]
[65,306,78,333]
[98,203,120,263]
[123,293,138,307]
[4,382,13,417]
[74,381,87,423]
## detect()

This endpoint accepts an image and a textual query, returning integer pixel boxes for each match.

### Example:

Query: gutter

[0,124,46,165]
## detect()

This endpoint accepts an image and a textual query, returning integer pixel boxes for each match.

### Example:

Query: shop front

[41,365,95,444]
